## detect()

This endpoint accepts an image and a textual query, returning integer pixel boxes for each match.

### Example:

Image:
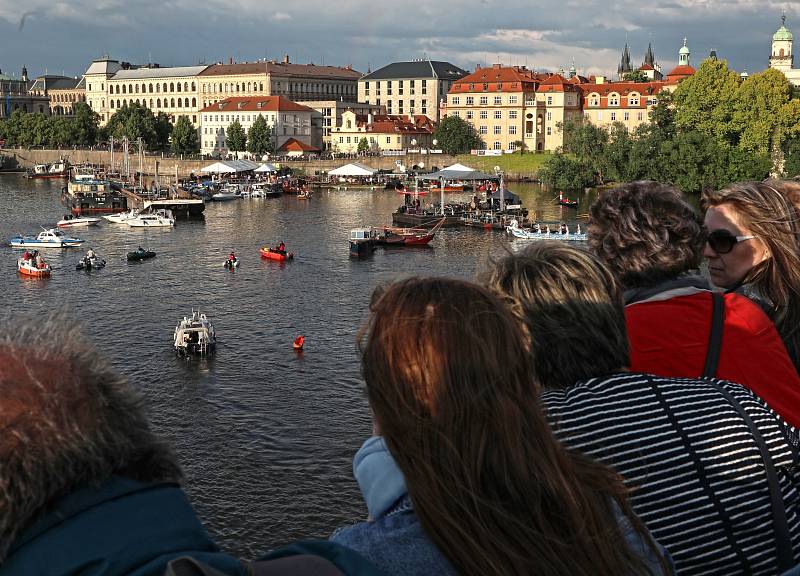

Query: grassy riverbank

[452,153,549,179]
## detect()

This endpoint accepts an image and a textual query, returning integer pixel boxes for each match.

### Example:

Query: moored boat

[505,219,586,241]
[18,257,51,277]
[557,191,579,208]
[260,247,294,261]
[373,217,445,246]
[26,160,70,180]
[349,228,377,258]
[103,209,140,224]
[174,311,216,355]
[211,192,239,202]
[57,215,101,228]
[127,212,175,227]
[10,228,84,248]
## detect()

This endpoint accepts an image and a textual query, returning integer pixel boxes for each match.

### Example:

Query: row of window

[451,95,520,106]
[587,93,646,107]
[202,81,355,96]
[110,81,196,95]
[363,79,429,97]
[339,135,404,145]
[585,110,646,121]
[109,97,197,110]
[201,113,303,123]
[452,110,521,120]
[49,93,85,103]
[473,125,519,135]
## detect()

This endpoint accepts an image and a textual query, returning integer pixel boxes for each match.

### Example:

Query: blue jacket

[1,476,246,576]
[332,436,671,576]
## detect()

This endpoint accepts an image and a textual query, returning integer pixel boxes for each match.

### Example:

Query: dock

[121,188,205,218]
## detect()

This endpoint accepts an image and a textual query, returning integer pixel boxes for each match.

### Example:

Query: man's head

[588,181,705,288]
[0,313,181,560]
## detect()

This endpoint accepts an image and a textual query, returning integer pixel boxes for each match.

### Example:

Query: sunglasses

[706,229,756,254]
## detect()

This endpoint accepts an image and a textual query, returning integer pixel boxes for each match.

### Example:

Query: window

[386,136,391,144]
[546,95,552,105]
[422,79,427,94]
[494,110,502,119]
[422,100,427,114]
[546,126,552,135]
[493,141,501,150]
[623,112,629,121]
[597,111,603,121]
[609,93,620,106]
[589,93,600,107]
[451,111,459,117]
[509,95,518,104]
[628,93,640,106]
[610,112,616,121]
[509,110,517,119]
[466,110,473,119]
[479,110,488,119]
[638,111,644,121]
[479,125,487,135]
[365,81,370,96]
[547,112,551,121]
[387,81,392,96]
[509,141,516,150]
[398,82,403,95]
[479,96,488,105]
[493,96,502,105]
[451,96,460,105]
[509,125,517,135]
[466,96,474,105]
[339,136,344,143]
[493,125,501,135]
[482,83,489,91]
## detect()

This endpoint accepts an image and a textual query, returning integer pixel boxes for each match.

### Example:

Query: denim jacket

[332,436,671,576]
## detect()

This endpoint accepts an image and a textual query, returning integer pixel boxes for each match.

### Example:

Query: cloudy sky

[0,0,795,80]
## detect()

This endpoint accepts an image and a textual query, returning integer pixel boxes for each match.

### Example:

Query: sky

[0,0,796,80]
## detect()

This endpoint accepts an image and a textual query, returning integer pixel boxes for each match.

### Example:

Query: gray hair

[0,313,182,561]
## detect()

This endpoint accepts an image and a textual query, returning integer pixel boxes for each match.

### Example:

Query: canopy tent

[200,160,260,174]
[328,162,377,177]
[488,188,521,205]
[254,163,278,173]
[416,163,498,181]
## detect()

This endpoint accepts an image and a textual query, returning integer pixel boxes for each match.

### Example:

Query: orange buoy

[293,335,305,350]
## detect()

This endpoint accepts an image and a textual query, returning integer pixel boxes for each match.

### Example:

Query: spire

[709,48,717,60]
[644,42,655,66]
[618,43,632,76]
[678,37,690,67]
[569,58,576,78]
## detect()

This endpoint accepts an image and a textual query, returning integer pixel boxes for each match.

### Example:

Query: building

[618,43,663,80]
[197,57,361,108]
[83,56,122,124]
[302,100,384,150]
[358,60,468,121]
[29,75,86,116]
[330,110,434,153]
[579,79,667,130]
[664,39,696,83]
[0,66,51,118]
[199,96,316,157]
[769,15,800,86]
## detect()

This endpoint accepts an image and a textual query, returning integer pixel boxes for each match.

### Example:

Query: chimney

[283,54,290,64]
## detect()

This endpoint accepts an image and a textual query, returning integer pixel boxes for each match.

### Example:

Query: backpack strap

[702,292,725,378]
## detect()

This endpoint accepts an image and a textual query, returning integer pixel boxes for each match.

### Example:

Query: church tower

[770,14,793,72]
[618,43,632,77]
[678,38,691,67]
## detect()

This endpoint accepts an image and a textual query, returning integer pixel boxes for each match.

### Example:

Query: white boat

[9,228,84,248]
[127,213,175,228]
[17,257,51,277]
[505,219,587,241]
[57,215,101,228]
[174,311,216,355]
[103,209,140,224]
[211,192,239,202]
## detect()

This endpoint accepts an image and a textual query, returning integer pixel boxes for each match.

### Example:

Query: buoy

[293,335,305,350]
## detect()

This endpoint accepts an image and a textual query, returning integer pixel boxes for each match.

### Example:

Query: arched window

[608,92,620,107]
[177,98,182,108]
[117,99,121,108]
[170,83,175,92]
[176,82,181,92]
[134,84,139,93]
[171,98,175,107]
[150,99,154,107]
[628,92,640,106]
[236,83,240,92]
[163,83,167,92]
[781,48,786,57]
[157,98,161,108]
[122,85,127,94]
[184,97,189,107]
[128,84,133,93]
[191,97,196,107]
[191,82,195,91]
[149,84,153,93]
[259,82,263,91]
[588,92,600,107]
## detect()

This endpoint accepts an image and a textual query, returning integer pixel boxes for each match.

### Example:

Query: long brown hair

[361,277,662,576]
[703,182,800,370]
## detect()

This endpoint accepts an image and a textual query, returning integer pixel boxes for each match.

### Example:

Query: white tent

[254,163,278,173]
[200,161,237,174]
[441,162,476,172]
[200,160,260,173]
[328,162,377,176]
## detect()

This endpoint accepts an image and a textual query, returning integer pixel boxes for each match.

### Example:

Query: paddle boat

[57,214,101,228]
[297,189,312,199]
[18,257,51,278]
[103,209,140,224]
[127,247,157,261]
[10,228,84,248]
[260,247,294,262]
[174,311,216,356]
[505,219,587,241]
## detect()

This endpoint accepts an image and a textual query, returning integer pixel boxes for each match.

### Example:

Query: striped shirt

[541,372,800,576]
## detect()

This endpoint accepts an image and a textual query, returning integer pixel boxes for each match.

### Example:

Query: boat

[350,228,378,257]
[62,180,128,216]
[75,256,106,271]
[224,257,240,270]
[297,190,312,199]
[210,192,239,202]
[427,184,465,193]
[373,217,445,246]
[26,160,70,180]
[260,247,294,261]
[252,182,284,198]
[173,311,216,356]
[10,228,84,248]
[127,247,157,261]
[505,219,587,241]
[103,209,140,224]
[293,335,305,350]
[557,191,579,208]
[57,215,101,228]
[18,257,51,278]
[127,212,175,227]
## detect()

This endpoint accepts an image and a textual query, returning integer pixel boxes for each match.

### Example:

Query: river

[0,174,593,558]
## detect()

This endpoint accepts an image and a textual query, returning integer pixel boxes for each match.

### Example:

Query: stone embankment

[2,148,463,179]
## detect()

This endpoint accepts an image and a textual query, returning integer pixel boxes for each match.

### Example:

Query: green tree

[72,102,99,146]
[104,103,170,150]
[560,118,609,183]
[226,120,246,153]
[603,123,633,182]
[50,117,76,147]
[246,115,272,156]
[153,113,173,150]
[538,153,594,190]
[357,137,369,154]
[432,115,482,154]
[783,135,800,177]
[170,116,199,154]
[732,68,791,156]
[622,70,649,83]
[512,140,527,155]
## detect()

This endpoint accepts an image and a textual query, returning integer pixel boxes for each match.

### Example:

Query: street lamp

[429,138,438,171]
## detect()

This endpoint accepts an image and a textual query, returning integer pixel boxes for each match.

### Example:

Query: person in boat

[331,277,669,576]
[86,248,95,260]
[138,246,145,253]
[275,241,286,255]
[228,251,236,263]
[559,222,568,235]
[22,250,31,263]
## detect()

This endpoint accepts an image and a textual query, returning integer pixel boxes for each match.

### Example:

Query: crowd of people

[4,179,800,575]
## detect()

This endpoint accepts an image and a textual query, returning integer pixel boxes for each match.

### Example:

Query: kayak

[127,249,157,261]
[260,247,294,261]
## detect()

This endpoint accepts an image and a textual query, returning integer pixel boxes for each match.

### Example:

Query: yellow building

[330,110,433,153]
[29,75,86,116]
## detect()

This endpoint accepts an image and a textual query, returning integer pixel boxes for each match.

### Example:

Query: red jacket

[626,283,800,428]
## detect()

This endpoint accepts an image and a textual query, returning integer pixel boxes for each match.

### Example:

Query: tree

[104,103,170,150]
[357,137,369,154]
[432,115,482,155]
[538,153,594,190]
[171,116,199,154]
[622,71,649,83]
[226,120,246,153]
[602,123,633,183]
[560,118,609,183]
[72,102,99,146]
[782,135,800,177]
[512,140,527,155]
[732,68,791,156]
[247,115,272,156]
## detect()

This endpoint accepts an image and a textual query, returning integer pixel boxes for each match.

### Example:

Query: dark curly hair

[588,181,705,288]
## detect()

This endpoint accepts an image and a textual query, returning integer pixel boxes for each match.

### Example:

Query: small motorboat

[75,256,106,271]
[10,228,84,248]
[349,228,377,258]
[57,215,101,228]
[224,257,240,270]
[297,189,312,199]
[18,257,51,278]
[293,336,305,350]
[557,191,579,208]
[103,209,140,224]
[127,212,175,227]
[174,311,216,355]
[211,192,239,202]
[127,247,157,261]
[260,247,294,261]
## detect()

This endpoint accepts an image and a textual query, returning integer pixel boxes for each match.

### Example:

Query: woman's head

[588,181,705,288]
[483,242,629,389]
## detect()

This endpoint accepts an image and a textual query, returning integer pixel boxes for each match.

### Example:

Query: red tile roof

[200,62,360,79]
[349,113,433,134]
[450,65,542,93]
[578,81,667,96]
[666,65,696,82]
[278,138,320,152]
[200,96,314,113]
[639,63,655,71]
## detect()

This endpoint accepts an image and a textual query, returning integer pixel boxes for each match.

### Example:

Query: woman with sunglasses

[703,181,800,372]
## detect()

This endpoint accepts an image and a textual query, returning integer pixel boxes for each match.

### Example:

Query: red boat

[557,191,579,208]
[293,336,305,350]
[373,217,444,246]
[260,247,294,261]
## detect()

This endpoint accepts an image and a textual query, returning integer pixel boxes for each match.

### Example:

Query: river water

[0,174,592,558]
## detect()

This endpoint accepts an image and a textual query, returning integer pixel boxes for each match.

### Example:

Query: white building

[769,15,800,86]
[199,96,316,157]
